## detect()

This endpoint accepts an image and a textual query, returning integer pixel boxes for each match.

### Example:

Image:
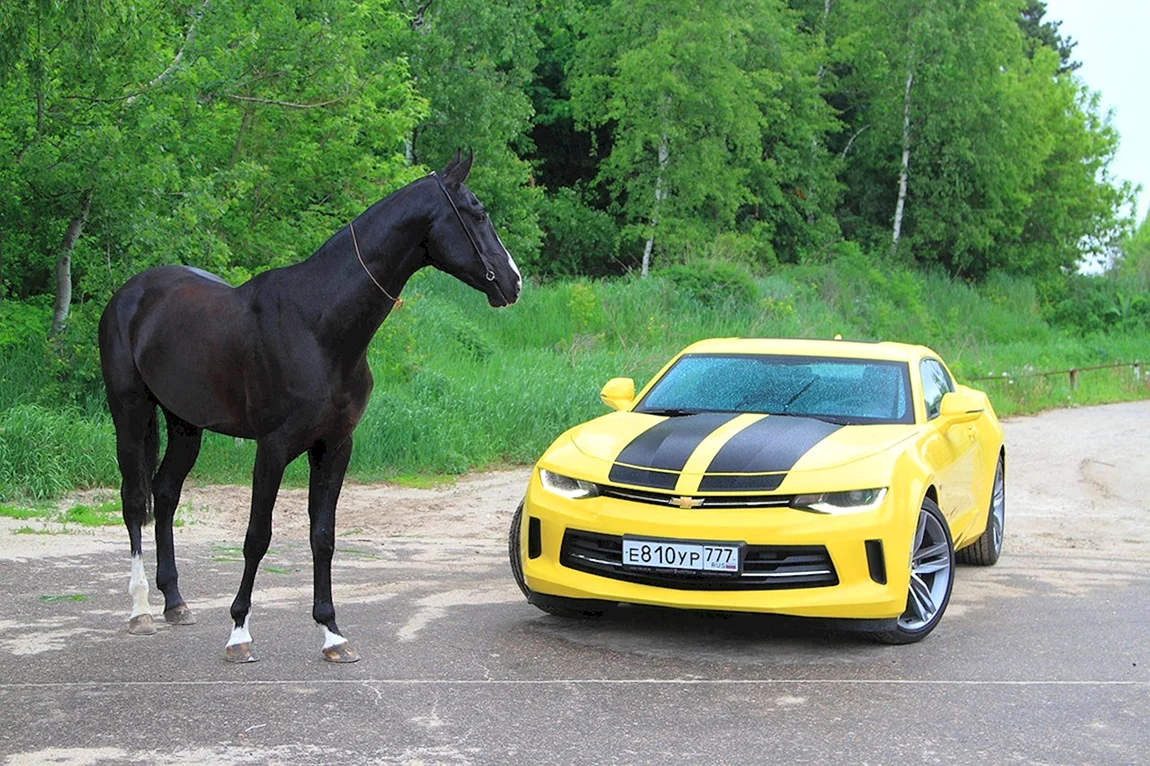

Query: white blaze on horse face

[494,229,521,294]
[226,614,252,647]
[128,554,151,618]
[322,627,348,650]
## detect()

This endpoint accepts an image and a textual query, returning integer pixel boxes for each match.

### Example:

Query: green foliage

[0,0,1145,499]
[1047,274,1150,334]
[1,266,1149,498]
[0,404,118,501]
[659,261,758,307]
[533,188,620,278]
[829,0,1132,278]
[569,0,839,269]
[402,0,544,260]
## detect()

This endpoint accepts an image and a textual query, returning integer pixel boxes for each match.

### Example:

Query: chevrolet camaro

[509,338,1005,643]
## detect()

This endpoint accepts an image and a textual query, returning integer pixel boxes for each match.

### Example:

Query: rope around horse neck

[349,221,402,308]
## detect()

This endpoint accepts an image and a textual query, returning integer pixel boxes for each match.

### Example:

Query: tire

[508,501,604,618]
[873,497,955,645]
[508,501,531,599]
[956,455,1005,566]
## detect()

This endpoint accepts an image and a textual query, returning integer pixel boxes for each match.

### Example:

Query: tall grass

[1,261,1147,501]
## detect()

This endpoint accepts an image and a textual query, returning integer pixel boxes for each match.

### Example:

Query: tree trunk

[641,135,669,279]
[49,192,92,337]
[891,64,914,257]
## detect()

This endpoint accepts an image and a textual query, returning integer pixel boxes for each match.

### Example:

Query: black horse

[98,151,520,662]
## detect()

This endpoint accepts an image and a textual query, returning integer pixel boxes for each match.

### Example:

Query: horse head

[425,150,522,307]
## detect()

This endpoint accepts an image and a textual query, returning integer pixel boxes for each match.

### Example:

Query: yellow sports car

[510,338,1005,643]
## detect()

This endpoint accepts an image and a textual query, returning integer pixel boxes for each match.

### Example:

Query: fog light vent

[865,539,886,584]
[528,517,542,559]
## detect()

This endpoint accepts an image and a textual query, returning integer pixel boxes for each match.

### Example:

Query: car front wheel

[873,497,955,645]
[508,502,604,618]
[956,455,1005,566]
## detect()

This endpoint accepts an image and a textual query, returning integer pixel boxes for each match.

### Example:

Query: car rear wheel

[873,497,954,645]
[956,455,1005,566]
[508,502,604,618]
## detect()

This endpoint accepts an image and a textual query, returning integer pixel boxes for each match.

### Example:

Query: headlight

[539,469,600,499]
[793,488,887,514]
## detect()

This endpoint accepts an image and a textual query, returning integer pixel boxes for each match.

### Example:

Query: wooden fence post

[1069,369,1078,391]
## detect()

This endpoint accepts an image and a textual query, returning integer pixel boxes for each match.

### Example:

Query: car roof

[677,337,934,363]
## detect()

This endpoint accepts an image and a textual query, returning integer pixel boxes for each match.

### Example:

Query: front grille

[560,530,838,591]
[597,485,795,510]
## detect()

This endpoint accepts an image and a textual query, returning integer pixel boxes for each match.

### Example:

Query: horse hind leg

[153,409,203,626]
[111,398,161,636]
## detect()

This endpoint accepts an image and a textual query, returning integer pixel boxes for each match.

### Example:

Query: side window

[920,359,954,420]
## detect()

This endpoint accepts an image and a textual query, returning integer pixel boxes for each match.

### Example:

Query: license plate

[622,537,741,573]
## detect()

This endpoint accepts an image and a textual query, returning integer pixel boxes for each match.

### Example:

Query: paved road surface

[1,401,1147,764]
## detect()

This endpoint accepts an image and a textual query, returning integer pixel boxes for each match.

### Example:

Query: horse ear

[460,148,474,180]
[441,148,473,188]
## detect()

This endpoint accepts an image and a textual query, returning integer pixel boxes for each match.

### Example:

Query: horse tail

[141,404,159,526]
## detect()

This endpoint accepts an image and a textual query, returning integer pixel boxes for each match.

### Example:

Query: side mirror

[939,390,983,425]
[600,377,635,411]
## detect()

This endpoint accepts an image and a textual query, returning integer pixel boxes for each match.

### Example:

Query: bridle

[429,171,509,304]
[349,171,509,306]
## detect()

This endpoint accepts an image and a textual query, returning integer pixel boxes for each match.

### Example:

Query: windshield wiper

[639,407,701,417]
[781,377,817,412]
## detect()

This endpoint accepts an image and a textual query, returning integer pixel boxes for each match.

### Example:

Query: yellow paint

[521,338,1005,622]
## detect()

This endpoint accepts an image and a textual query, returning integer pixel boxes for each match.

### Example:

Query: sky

[1043,0,1149,225]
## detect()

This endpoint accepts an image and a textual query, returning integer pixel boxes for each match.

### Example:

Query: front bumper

[520,471,917,621]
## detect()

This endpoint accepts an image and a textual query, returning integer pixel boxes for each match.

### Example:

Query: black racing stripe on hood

[704,415,841,475]
[607,464,680,490]
[613,412,740,472]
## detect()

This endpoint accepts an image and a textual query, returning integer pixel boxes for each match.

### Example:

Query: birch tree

[570,0,828,273]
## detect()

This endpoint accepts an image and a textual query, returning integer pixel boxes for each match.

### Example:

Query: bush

[658,260,758,306]
[535,188,620,278]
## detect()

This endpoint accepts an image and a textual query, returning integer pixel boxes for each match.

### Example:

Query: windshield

[635,353,914,425]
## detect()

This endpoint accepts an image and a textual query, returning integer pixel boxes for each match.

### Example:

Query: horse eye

[474,212,486,224]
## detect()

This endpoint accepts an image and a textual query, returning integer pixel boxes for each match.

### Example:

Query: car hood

[567,411,916,492]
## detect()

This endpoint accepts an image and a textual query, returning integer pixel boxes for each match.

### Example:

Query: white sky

[1043,0,1149,224]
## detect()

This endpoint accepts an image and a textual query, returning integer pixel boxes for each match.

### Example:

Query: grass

[0,499,187,529]
[1,258,1148,502]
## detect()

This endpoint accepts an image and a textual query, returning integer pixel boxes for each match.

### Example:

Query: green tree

[830,0,1130,278]
[0,0,425,329]
[570,0,834,275]
[400,0,544,265]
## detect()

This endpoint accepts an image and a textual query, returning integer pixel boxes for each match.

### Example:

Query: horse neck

[298,183,430,359]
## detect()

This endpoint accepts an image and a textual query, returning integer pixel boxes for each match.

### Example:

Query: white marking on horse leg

[128,555,151,618]
[226,614,252,647]
[322,627,348,650]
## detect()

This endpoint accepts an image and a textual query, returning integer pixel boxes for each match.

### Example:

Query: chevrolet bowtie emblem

[670,496,704,509]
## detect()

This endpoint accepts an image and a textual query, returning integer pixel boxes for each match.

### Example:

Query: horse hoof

[322,643,360,663]
[163,604,197,625]
[128,614,156,635]
[225,642,258,663]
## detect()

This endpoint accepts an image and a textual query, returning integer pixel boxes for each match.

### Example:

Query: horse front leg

[225,441,288,663]
[307,435,358,662]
